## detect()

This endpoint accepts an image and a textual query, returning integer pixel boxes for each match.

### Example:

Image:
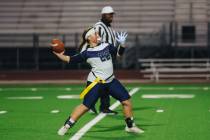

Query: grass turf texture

[0,84,210,140]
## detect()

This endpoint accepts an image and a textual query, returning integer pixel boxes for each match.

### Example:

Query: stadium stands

[0,0,175,34]
[0,0,176,49]
[209,0,210,20]
[0,0,210,71]
[0,0,209,42]
[174,0,208,47]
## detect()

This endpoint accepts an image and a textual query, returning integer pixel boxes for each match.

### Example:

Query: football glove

[116,32,128,45]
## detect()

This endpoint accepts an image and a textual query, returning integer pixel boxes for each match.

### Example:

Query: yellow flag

[79,77,105,99]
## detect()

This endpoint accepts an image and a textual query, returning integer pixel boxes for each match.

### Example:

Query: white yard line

[1,86,209,91]
[142,94,195,99]
[0,110,7,114]
[6,96,43,100]
[57,95,80,99]
[51,110,60,114]
[1,87,75,91]
[69,87,140,140]
[156,109,164,113]
[139,87,202,90]
[65,88,72,91]
[31,88,37,91]
[203,87,209,90]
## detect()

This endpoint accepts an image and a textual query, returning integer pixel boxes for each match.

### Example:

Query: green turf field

[0,84,210,140]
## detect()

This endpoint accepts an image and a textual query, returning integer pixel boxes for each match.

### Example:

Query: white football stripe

[139,87,202,90]
[51,110,60,114]
[6,96,43,100]
[31,88,37,91]
[142,94,195,99]
[156,109,164,113]
[203,87,209,90]
[65,88,72,91]
[168,87,174,90]
[0,110,7,114]
[70,87,140,140]
[57,95,80,99]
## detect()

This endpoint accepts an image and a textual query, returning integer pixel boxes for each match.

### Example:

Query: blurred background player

[79,6,118,115]
[53,27,144,135]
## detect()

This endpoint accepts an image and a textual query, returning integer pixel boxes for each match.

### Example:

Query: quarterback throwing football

[52,27,144,135]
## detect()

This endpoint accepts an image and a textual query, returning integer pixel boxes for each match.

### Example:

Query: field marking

[65,88,72,91]
[0,87,77,91]
[51,110,60,114]
[31,88,37,91]
[6,96,43,100]
[0,110,7,114]
[70,87,140,140]
[142,94,195,99]
[1,86,209,91]
[156,109,164,113]
[57,95,80,99]
[67,87,209,91]
[168,87,174,90]
[203,87,209,90]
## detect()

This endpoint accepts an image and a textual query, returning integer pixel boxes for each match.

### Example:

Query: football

[51,39,65,53]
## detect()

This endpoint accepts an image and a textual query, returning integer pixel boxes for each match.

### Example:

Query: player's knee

[121,100,131,107]
[81,104,91,111]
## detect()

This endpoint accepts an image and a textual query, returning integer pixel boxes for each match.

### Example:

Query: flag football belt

[79,72,114,99]
[79,77,105,99]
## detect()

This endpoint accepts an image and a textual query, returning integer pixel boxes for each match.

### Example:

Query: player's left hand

[116,32,128,45]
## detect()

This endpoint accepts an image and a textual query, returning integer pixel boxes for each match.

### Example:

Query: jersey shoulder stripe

[85,43,110,58]
[87,43,109,52]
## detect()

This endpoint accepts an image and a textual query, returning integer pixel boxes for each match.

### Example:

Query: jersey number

[100,55,110,62]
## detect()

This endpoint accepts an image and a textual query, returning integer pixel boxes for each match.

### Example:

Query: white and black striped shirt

[81,20,116,52]
[94,21,116,46]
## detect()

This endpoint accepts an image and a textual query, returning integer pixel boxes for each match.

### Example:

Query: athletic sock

[64,117,75,128]
[125,117,134,128]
